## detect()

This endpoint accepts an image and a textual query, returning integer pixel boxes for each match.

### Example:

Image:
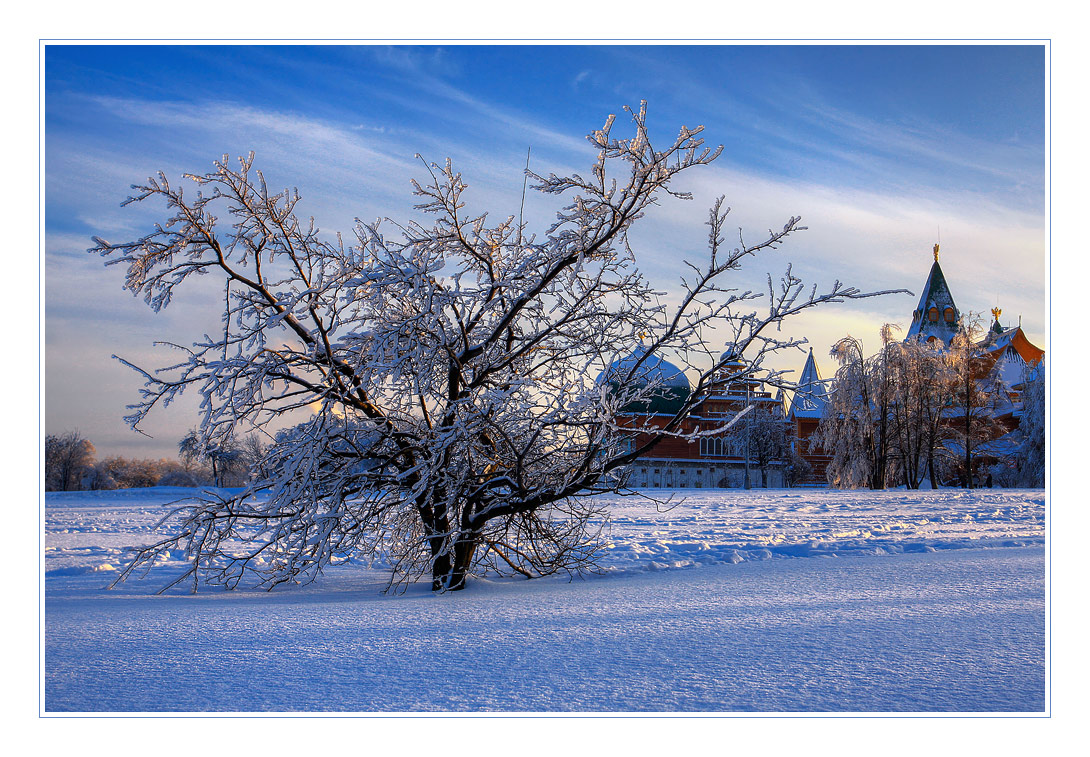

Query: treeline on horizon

[43,429,264,492]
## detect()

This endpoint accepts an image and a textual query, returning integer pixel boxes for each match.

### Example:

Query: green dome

[598,347,691,415]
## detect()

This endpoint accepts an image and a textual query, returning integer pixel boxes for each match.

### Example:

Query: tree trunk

[962,384,973,489]
[448,534,478,592]
[967,431,976,486]
[430,554,452,591]
[427,521,452,592]
[431,531,478,592]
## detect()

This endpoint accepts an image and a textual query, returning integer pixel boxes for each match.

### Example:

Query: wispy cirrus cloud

[788,98,1044,194]
[588,46,1043,211]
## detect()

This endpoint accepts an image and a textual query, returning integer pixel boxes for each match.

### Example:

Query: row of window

[637,468,705,488]
[698,437,744,457]
[621,437,745,459]
[640,468,704,476]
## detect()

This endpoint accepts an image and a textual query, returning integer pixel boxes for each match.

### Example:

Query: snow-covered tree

[44,430,96,491]
[886,334,956,489]
[735,402,787,488]
[946,315,1006,488]
[1016,360,1045,487]
[95,104,890,593]
[236,434,271,481]
[817,327,897,489]
[179,430,244,487]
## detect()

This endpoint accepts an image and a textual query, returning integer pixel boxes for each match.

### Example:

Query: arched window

[928,307,939,322]
[944,307,955,323]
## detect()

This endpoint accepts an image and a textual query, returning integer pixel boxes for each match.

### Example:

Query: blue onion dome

[597,346,691,414]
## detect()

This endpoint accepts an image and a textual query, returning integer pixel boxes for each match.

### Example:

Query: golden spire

[933,243,940,262]
[991,306,1002,322]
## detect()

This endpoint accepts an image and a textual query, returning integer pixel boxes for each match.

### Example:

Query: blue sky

[43,43,1047,458]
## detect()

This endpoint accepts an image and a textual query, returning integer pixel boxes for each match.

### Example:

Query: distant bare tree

[237,435,271,480]
[178,430,201,473]
[179,430,243,487]
[44,430,96,491]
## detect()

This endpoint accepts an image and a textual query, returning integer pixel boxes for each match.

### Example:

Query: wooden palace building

[607,243,1044,489]
[599,350,789,489]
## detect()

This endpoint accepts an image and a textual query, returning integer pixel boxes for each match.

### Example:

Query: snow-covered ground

[42,486,1046,713]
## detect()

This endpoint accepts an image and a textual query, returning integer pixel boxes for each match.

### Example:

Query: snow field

[43,486,1046,712]
[597,487,1044,574]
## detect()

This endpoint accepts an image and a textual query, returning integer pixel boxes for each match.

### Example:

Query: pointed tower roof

[979,322,1045,368]
[990,344,1028,391]
[788,347,826,419]
[708,351,762,393]
[905,243,960,345]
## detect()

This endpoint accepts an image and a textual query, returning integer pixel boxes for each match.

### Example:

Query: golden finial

[991,306,1002,322]
[933,243,940,262]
